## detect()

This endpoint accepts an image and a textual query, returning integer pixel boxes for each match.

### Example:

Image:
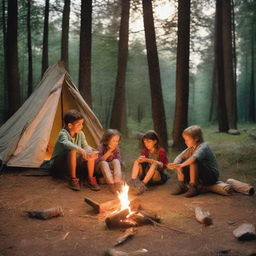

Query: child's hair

[141,130,160,149]
[63,109,83,125]
[183,125,204,143]
[100,129,121,146]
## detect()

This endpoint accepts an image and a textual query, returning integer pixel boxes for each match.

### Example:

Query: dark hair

[141,130,160,149]
[63,109,83,125]
[183,125,204,143]
[100,129,121,146]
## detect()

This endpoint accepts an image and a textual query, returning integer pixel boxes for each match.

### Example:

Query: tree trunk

[215,0,229,132]
[249,22,255,122]
[2,0,8,120]
[142,0,168,150]
[6,0,20,117]
[41,0,49,77]
[27,0,33,96]
[172,0,190,149]
[61,0,70,70]
[79,0,92,107]
[109,0,130,135]
[222,0,237,129]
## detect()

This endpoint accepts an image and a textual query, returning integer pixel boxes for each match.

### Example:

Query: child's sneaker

[86,177,100,191]
[170,181,187,195]
[69,178,80,191]
[183,183,199,197]
[131,178,147,195]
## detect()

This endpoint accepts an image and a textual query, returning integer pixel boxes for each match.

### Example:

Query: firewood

[27,206,64,220]
[205,181,233,196]
[104,248,148,256]
[129,198,142,211]
[233,223,256,241]
[114,227,137,246]
[226,178,255,196]
[105,209,136,229]
[195,207,212,226]
[84,197,120,213]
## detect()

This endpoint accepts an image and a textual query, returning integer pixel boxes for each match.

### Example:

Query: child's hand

[137,155,146,163]
[86,152,98,160]
[167,162,179,170]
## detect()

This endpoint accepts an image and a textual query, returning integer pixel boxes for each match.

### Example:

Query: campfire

[85,183,161,229]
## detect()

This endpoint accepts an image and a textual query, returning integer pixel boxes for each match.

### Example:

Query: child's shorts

[139,162,168,186]
[182,162,218,186]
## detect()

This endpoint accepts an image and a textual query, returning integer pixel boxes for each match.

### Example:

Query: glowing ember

[118,183,131,213]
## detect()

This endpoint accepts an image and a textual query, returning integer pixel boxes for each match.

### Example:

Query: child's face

[143,138,157,151]
[108,135,120,149]
[68,119,84,134]
[183,134,197,148]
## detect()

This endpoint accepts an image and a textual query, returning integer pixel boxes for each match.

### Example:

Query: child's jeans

[96,159,122,184]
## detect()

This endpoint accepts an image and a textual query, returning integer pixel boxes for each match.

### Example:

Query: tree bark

[110,0,130,135]
[222,0,237,129]
[79,0,92,107]
[61,0,70,70]
[172,0,190,149]
[142,0,168,150]
[215,0,229,132]
[41,0,49,77]
[6,0,20,117]
[27,0,33,96]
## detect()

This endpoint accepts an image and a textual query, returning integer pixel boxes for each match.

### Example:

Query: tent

[0,62,104,168]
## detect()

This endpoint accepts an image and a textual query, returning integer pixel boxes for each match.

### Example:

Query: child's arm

[167,156,196,169]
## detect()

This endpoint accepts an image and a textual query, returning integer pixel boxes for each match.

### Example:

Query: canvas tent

[0,62,104,168]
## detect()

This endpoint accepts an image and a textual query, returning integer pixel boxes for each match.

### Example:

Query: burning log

[84,197,120,213]
[195,207,212,226]
[114,227,137,246]
[105,209,136,229]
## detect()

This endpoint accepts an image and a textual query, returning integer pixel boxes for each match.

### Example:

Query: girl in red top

[128,130,168,194]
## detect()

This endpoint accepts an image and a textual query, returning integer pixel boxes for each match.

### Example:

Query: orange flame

[117,183,131,213]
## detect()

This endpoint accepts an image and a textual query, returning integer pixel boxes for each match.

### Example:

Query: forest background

[0,0,255,149]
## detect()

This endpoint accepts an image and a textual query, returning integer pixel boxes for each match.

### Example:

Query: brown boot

[69,178,80,191]
[170,181,187,195]
[183,183,199,198]
[86,177,100,191]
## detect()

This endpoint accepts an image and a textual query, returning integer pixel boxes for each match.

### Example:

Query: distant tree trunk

[41,0,49,77]
[215,0,229,132]
[231,0,237,99]
[172,0,190,149]
[61,0,70,70]
[27,0,33,96]
[142,0,168,150]
[222,0,237,129]
[6,0,20,117]
[110,0,130,135]
[79,0,92,107]
[2,0,8,120]
[249,22,255,122]
[209,58,217,123]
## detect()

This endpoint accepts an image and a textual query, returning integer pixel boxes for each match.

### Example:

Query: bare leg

[67,150,77,179]
[176,167,185,181]
[142,163,160,184]
[131,160,141,179]
[189,162,198,184]
[87,158,95,178]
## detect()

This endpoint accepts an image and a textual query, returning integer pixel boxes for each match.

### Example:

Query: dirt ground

[0,168,256,256]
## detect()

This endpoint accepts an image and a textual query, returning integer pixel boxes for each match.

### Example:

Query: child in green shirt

[48,109,100,191]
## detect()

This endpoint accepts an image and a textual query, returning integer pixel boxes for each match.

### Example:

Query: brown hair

[141,130,160,149]
[63,109,83,125]
[182,125,204,143]
[100,129,121,146]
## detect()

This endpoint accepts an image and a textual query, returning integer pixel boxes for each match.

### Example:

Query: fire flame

[118,183,131,213]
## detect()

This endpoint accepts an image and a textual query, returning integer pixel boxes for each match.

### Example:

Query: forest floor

[0,125,256,256]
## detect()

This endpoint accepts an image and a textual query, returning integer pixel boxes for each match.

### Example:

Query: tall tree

[6,0,20,117]
[61,0,70,70]
[79,0,92,107]
[41,0,49,77]
[109,0,130,135]
[142,0,168,150]
[215,0,228,132]
[222,0,237,129]
[172,0,190,149]
[27,0,33,96]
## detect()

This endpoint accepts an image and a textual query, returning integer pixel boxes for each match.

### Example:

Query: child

[96,129,122,193]
[46,109,100,191]
[128,130,168,194]
[168,125,219,197]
